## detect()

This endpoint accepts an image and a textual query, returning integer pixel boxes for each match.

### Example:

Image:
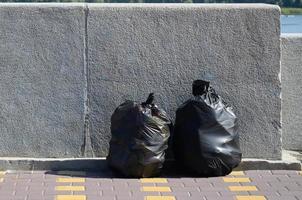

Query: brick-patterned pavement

[0,170,301,200]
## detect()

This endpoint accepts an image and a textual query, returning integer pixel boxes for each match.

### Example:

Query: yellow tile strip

[0,171,6,176]
[229,171,245,176]
[0,178,3,182]
[223,177,251,183]
[141,178,168,183]
[55,195,86,200]
[55,186,85,191]
[141,186,171,192]
[56,171,86,176]
[229,186,258,191]
[145,196,176,200]
[299,171,302,175]
[236,196,266,200]
[56,178,85,183]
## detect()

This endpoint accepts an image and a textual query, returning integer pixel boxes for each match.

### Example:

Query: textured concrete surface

[0,4,86,157]
[0,4,282,160]
[281,34,302,151]
[283,150,302,163]
[87,4,281,159]
[0,170,301,200]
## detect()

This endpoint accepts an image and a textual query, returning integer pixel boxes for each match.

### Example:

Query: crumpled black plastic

[173,80,242,177]
[107,93,171,178]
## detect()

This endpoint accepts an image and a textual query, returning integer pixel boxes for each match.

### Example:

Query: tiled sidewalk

[0,170,301,200]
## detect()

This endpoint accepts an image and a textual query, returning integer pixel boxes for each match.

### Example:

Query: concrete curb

[0,158,300,171]
[234,159,301,171]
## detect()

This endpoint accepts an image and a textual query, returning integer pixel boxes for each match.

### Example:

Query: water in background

[281,15,302,33]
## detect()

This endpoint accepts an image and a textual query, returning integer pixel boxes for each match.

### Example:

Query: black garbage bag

[107,93,171,178]
[173,80,242,177]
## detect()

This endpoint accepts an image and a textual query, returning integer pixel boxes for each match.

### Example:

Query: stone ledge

[234,159,301,171]
[281,35,302,151]
[0,158,300,171]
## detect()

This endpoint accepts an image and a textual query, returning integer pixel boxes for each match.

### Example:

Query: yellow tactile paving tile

[141,186,171,192]
[144,196,176,200]
[0,171,6,176]
[0,178,3,182]
[55,195,86,200]
[56,178,85,183]
[229,186,258,191]
[140,178,168,183]
[299,171,302,175]
[223,177,251,183]
[56,171,86,176]
[55,186,85,191]
[236,195,266,200]
[229,171,245,176]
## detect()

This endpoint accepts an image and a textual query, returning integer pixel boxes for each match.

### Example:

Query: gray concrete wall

[281,34,302,151]
[0,4,86,157]
[0,4,281,159]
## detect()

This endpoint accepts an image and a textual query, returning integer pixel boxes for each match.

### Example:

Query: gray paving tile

[0,170,301,200]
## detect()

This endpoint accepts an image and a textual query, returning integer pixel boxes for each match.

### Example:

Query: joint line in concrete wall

[81,4,94,157]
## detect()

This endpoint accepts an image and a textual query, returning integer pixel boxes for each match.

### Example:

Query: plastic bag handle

[192,80,210,96]
[143,93,155,105]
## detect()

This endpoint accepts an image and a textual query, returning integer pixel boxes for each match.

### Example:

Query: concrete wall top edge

[281,33,302,38]
[0,3,279,10]
[0,3,85,8]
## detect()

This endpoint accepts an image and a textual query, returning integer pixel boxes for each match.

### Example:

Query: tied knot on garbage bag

[173,80,242,177]
[107,93,172,178]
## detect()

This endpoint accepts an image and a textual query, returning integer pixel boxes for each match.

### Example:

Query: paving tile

[285,185,302,191]
[236,196,266,200]
[296,195,302,200]
[55,186,85,191]
[200,186,228,192]
[247,191,279,196]
[206,196,235,200]
[142,186,171,192]
[144,196,176,200]
[89,197,115,200]
[102,190,131,196]
[211,182,241,187]
[229,171,245,176]
[265,196,297,200]
[0,190,15,195]
[27,194,47,199]
[278,190,302,196]
[271,170,299,175]
[183,181,210,187]
[171,186,200,192]
[55,195,86,200]
[141,178,168,183]
[73,190,100,195]
[115,197,134,200]
[228,186,258,191]
[170,191,191,197]
[0,170,301,200]
[223,178,251,183]
[56,178,85,183]
[194,178,211,182]
[45,190,72,195]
